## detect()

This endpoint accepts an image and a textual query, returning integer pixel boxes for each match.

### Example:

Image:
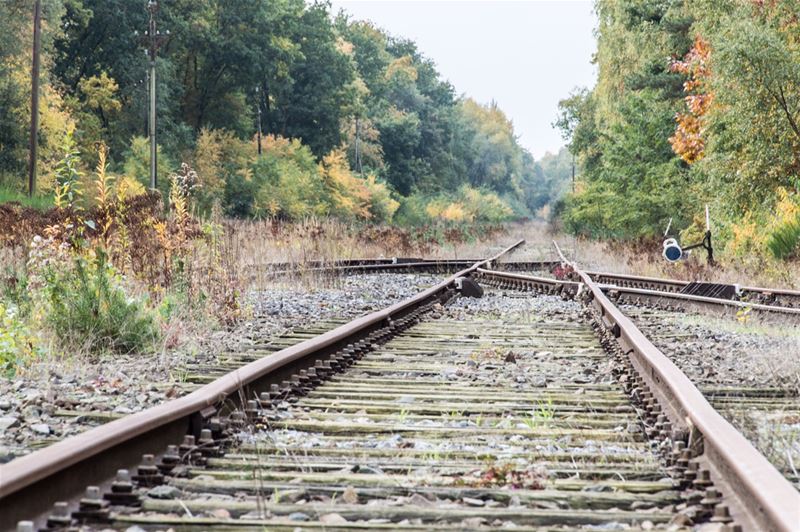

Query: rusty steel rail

[0,240,525,529]
[588,271,688,293]
[551,242,800,316]
[475,268,582,298]
[554,244,800,531]
[588,270,800,307]
[600,284,800,322]
[258,259,561,278]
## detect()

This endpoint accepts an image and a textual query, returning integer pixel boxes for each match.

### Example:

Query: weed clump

[0,301,40,376]
[456,462,549,490]
[1,139,243,373]
[33,245,158,356]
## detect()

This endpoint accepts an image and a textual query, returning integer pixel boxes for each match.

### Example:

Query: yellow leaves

[336,37,354,56]
[423,186,513,225]
[194,128,225,195]
[427,202,468,223]
[726,189,800,257]
[93,144,115,244]
[670,113,705,164]
[385,55,418,83]
[78,72,122,114]
[94,144,113,210]
[116,176,145,200]
[775,187,800,222]
[320,149,373,220]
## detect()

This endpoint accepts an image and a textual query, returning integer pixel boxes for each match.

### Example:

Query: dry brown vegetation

[506,220,800,289]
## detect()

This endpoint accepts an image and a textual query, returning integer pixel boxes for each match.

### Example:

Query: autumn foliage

[669,36,714,164]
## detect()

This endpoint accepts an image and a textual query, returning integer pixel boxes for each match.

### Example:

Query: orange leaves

[669,36,714,164]
[670,114,705,164]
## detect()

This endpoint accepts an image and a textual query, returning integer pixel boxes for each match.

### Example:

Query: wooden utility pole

[256,86,262,155]
[28,0,42,197]
[571,152,575,193]
[144,1,168,189]
[147,0,159,190]
[355,117,362,174]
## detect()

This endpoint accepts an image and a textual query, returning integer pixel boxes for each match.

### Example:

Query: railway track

[587,271,800,308]
[1,239,798,530]
[252,252,800,316]
[476,266,800,323]
[253,259,562,281]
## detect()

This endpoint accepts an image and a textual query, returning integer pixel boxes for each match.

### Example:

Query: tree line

[0,0,567,225]
[557,0,800,260]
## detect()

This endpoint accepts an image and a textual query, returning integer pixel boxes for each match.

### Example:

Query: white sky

[329,0,598,159]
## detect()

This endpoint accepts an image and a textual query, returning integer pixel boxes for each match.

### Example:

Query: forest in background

[0,0,568,226]
[557,0,800,261]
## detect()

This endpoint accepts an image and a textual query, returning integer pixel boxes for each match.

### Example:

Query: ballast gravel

[621,305,800,484]
[622,306,800,391]
[0,273,439,463]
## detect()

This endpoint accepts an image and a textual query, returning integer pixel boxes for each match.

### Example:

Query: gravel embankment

[623,305,800,484]
[0,274,440,463]
[624,306,800,390]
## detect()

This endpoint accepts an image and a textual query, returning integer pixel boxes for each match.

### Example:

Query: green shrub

[122,136,174,197]
[42,248,159,356]
[395,186,514,226]
[0,301,40,376]
[767,216,800,260]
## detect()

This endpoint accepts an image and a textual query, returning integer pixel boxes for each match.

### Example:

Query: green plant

[767,216,800,260]
[397,408,410,423]
[0,186,53,210]
[40,247,159,356]
[53,131,83,210]
[0,301,40,376]
[521,398,555,430]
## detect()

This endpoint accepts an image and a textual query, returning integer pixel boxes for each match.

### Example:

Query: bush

[396,186,514,226]
[122,136,174,196]
[0,301,40,376]
[767,216,800,260]
[37,247,159,356]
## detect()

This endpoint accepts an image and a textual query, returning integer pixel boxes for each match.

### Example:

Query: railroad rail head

[553,241,800,532]
[586,270,800,309]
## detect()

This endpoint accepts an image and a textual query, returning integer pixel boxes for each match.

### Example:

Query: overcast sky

[329,0,598,159]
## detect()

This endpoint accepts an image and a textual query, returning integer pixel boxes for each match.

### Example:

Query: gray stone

[288,512,310,522]
[319,513,347,524]
[20,389,41,402]
[462,497,485,507]
[21,405,41,419]
[0,416,19,431]
[147,485,181,499]
[30,423,51,435]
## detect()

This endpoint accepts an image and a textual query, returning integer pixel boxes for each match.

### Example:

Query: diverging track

[2,239,799,531]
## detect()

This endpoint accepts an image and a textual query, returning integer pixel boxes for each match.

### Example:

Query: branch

[775,85,800,142]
